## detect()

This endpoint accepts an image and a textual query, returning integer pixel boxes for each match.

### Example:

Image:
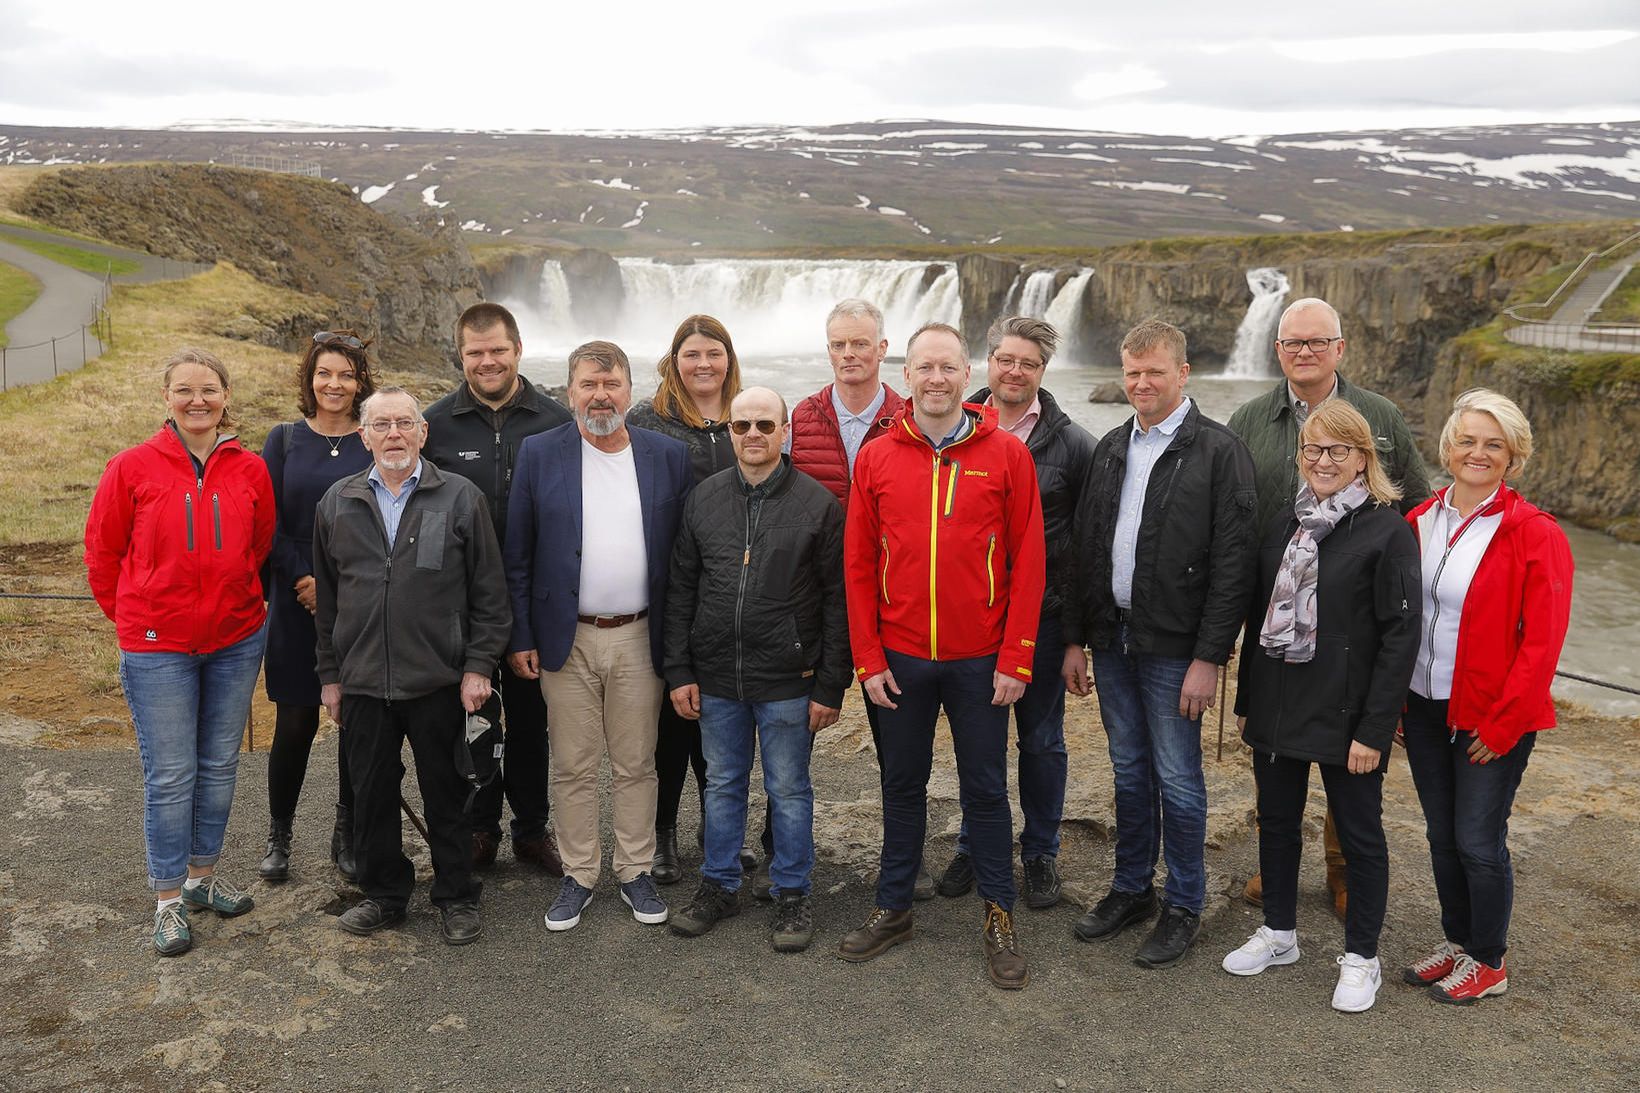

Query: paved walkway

[1506,261,1640,352]
[0,225,212,391]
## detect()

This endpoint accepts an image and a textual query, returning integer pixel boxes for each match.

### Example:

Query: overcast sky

[1,0,1636,137]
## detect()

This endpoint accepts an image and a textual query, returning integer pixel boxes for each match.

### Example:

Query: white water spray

[1017,270,1059,318]
[1224,268,1290,378]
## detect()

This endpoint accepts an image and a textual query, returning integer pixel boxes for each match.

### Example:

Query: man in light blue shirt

[1109,396,1193,609]
[366,455,421,548]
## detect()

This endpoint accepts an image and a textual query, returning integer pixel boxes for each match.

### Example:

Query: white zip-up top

[1412,486,1503,700]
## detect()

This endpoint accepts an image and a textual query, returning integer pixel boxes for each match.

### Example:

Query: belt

[576,608,648,629]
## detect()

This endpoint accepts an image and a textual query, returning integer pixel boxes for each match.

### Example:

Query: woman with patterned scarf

[1222,399,1422,1013]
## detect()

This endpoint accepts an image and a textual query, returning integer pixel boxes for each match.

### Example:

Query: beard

[577,404,625,437]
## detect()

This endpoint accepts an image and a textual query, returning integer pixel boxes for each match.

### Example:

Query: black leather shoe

[937,853,975,898]
[1073,886,1158,942]
[1023,856,1062,909]
[331,805,358,882]
[652,827,682,885]
[439,901,483,946]
[337,899,406,936]
[1134,903,1201,968]
[258,817,292,883]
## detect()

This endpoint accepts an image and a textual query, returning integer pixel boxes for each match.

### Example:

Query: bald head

[729,386,788,483]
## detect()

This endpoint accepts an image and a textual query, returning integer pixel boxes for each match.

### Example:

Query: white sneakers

[1332,953,1382,1012]
[1222,925,1301,975]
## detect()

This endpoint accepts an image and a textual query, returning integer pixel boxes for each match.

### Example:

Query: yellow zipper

[879,536,891,604]
[986,533,997,608]
[943,460,959,517]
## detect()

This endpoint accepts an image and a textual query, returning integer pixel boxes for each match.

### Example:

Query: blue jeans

[699,694,814,895]
[876,650,1015,911]
[957,610,1068,861]
[1091,629,1207,912]
[119,627,267,890]
[1402,691,1536,967]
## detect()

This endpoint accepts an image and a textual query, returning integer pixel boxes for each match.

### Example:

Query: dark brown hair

[297,331,377,420]
[652,314,743,428]
[456,302,522,353]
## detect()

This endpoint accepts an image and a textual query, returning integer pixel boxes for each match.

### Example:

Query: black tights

[267,702,352,821]
[655,701,707,831]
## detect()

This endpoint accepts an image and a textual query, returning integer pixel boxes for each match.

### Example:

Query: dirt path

[2,694,1636,1092]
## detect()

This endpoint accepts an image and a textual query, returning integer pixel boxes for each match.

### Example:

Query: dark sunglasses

[730,418,780,436]
[313,331,366,350]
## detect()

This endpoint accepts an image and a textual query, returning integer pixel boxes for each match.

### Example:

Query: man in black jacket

[422,302,572,876]
[1062,319,1257,969]
[935,315,1095,910]
[662,386,849,953]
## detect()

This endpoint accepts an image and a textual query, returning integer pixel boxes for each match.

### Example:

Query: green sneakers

[180,874,255,917]
[153,903,192,957]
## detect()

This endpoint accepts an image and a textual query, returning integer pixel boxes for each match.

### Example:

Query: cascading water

[1017,270,1060,318]
[1042,268,1095,355]
[1224,268,1291,378]
[508,258,961,361]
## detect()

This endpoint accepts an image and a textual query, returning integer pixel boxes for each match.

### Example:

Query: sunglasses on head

[730,418,780,436]
[313,331,366,350]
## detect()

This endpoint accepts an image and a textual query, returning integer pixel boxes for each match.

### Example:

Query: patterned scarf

[1259,477,1370,664]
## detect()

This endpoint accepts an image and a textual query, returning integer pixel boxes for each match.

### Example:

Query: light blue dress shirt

[1111,398,1192,609]
[833,384,888,470]
[367,459,422,548]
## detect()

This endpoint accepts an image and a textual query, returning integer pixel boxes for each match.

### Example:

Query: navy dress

[262,420,371,705]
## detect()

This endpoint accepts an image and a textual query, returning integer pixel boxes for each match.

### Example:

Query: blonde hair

[1298,400,1402,505]
[1438,387,1532,478]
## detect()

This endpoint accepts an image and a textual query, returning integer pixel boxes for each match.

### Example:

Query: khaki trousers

[540,619,662,887]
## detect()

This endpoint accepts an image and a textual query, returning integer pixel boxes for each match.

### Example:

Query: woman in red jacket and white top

[84,347,275,957]
[1400,388,1573,1004]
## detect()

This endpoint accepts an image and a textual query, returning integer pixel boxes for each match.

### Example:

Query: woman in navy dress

[257,331,377,882]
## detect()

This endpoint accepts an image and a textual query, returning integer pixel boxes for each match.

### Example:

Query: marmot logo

[962,469,989,477]
[457,451,481,461]
[145,630,158,642]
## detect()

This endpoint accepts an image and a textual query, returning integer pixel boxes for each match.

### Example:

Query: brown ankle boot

[1243,872,1264,907]
[983,901,1029,989]
[837,907,913,962]
[1327,865,1348,920]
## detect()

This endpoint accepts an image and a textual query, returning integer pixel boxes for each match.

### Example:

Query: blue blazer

[504,421,693,673]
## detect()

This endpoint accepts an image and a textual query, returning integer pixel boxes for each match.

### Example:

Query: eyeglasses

[314,331,366,350]
[991,353,1044,373]
[1300,443,1356,463]
[1276,336,1342,354]
[366,417,422,433]
[169,386,225,400]
[828,338,876,354]
[729,419,780,435]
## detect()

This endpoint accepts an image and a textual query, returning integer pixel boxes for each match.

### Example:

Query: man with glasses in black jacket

[422,302,572,876]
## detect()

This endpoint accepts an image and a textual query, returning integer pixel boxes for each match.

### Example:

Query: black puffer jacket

[625,400,735,485]
[664,459,850,708]
[1063,400,1258,663]
[1235,499,1421,765]
[421,376,571,544]
[967,386,1096,621]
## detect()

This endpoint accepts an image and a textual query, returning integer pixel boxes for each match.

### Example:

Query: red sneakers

[1430,953,1508,1004]
[1403,940,1464,986]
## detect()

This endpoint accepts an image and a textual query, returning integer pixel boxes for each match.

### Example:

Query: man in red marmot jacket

[836,322,1045,991]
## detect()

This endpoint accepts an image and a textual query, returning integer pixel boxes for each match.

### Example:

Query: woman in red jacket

[1401,388,1573,1004]
[85,347,275,957]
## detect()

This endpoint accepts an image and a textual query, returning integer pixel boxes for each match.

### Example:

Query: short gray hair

[986,315,1059,366]
[826,298,885,342]
[360,386,423,425]
[1279,297,1342,337]
[567,340,631,385]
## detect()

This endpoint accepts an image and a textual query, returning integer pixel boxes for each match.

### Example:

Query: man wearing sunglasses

[1227,297,1431,915]
[314,388,511,945]
[662,387,849,952]
[423,303,573,878]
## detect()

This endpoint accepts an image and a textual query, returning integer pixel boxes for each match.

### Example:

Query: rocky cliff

[17,165,482,372]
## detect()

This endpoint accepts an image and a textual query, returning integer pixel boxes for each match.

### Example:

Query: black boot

[331,804,358,883]
[653,827,682,885]
[258,817,292,883]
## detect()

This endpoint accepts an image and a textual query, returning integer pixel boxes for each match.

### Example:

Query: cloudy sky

[1,0,1636,136]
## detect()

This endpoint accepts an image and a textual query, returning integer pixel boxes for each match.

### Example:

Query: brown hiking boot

[1327,864,1348,921]
[837,907,913,962]
[983,901,1028,989]
[1243,872,1264,907]
[471,831,499,872]
[514,830,565,877]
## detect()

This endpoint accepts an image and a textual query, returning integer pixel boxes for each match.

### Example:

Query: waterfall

[1017,271,1059,318]
[1042,268,1095,354]
[1224,268,1291,378]
[508,258,961,361]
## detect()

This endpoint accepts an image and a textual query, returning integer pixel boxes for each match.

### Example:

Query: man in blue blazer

[504,340,694,932]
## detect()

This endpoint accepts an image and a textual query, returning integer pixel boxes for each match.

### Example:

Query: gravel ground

[2,696,1637,1092]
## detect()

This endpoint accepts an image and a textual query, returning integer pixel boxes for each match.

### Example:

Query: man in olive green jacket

[1226,296,1431,916]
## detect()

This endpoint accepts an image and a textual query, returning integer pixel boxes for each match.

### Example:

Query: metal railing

[0,268,114,391]
[1503,227,1640,327]
[225,153,322,178]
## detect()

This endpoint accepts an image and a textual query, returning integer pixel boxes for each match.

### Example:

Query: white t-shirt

[578,439,649,615]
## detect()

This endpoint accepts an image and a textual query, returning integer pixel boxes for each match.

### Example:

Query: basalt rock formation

[16,164,482,372]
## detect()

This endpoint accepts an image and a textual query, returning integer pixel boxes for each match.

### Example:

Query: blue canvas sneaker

[545,877,594,932]
[619,873,669,925]
[181,874,254,917]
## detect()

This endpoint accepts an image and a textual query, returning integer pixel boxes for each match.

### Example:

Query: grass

[0,259,42,347]
[0,233,142,277]
[1596,266,1640,325]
